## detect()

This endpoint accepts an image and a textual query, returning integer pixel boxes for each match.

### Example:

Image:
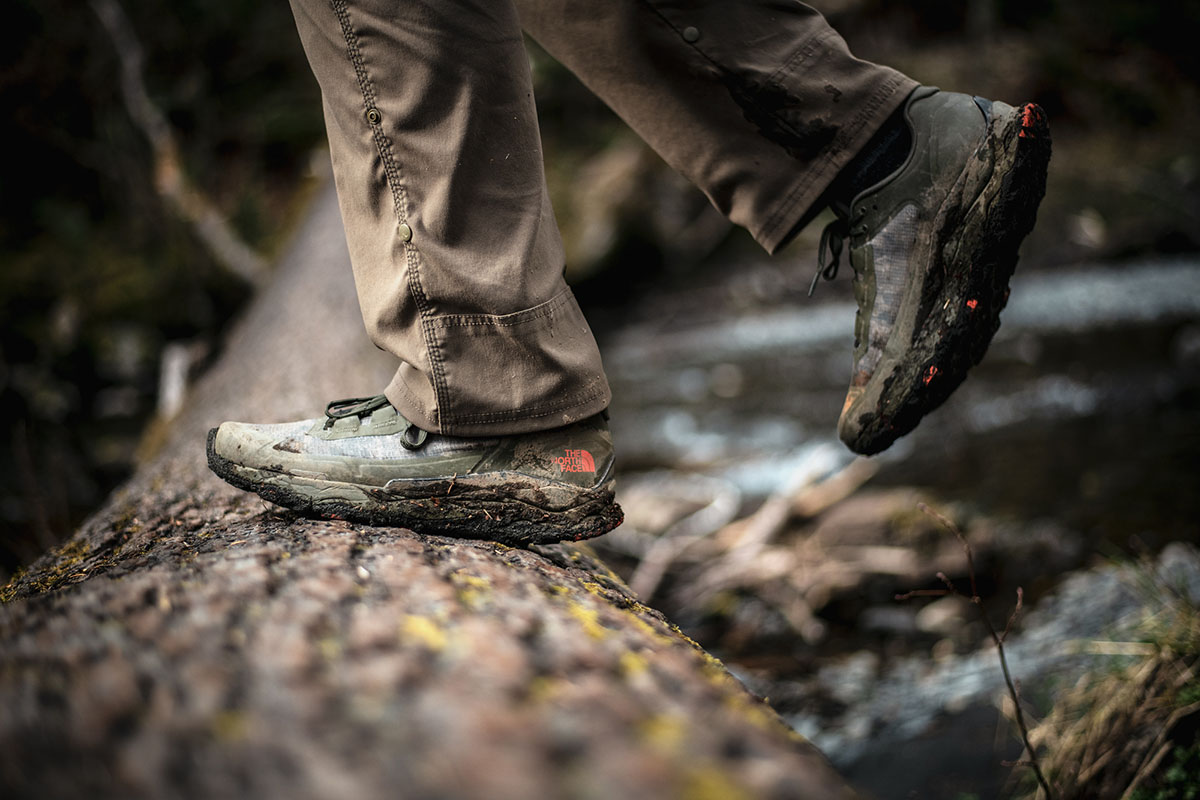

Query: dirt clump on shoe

[822,87,1051,455]
[207,395,622,546]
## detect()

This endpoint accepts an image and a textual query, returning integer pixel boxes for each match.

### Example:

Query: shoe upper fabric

[210,400,614,491]
[819,83,1050,455]
[843,86,992,388]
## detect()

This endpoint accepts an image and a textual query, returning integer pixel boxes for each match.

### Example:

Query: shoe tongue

[829,197,852,221]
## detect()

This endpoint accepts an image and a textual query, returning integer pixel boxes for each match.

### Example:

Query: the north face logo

[555,449,595,473]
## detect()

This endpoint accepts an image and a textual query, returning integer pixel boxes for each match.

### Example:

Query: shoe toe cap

[211,420,308,469]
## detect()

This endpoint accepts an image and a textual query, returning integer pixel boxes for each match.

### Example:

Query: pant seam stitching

[428,288,573,329]
[760,72,911,247]
[635,1,909,249]
[447,384,608,425]
[766,29,830,86]
[327,0,450,424]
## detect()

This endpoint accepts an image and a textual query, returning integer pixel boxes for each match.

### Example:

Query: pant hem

[757,73,919,253]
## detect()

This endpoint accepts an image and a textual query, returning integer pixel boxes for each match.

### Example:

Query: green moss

[1130,740,1200,800]
[0,565,28,603]
[16,537,93,598]
[1176,683,1200,707]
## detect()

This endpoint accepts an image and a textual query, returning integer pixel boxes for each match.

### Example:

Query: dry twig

[90,0,268,286]
[897,502,1055,800]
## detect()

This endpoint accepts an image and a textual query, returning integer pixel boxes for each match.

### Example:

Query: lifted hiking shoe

[816,86,1051,455]
[206,395,623,545]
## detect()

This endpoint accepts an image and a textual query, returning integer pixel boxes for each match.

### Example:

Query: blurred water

[605,257,1200,513]
[598,256,1200,799]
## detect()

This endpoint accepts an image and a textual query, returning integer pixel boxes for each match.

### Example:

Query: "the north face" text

[555,449,595,473]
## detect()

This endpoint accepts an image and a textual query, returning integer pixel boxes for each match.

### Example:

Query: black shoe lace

[808,205,865,297]
[323,394,428,449]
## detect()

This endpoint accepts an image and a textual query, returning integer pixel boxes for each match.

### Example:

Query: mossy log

[0,185,857,799]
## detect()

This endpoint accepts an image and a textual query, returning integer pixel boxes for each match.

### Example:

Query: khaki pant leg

[288,0,611,436]
[516,0,919,253]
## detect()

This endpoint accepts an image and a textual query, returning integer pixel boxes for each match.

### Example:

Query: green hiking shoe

[206,395,623,545]
[817,86,1051,455]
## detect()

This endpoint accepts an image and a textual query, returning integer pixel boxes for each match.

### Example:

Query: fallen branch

[90,0,268,287]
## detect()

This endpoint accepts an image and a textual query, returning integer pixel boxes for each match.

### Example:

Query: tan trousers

[288,0,917,435]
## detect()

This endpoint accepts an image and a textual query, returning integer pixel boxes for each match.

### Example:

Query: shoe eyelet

[401,425,428,450]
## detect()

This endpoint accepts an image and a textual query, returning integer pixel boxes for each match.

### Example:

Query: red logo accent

[555,449,595,473]
[966,298,979,311]
[923,365,939,386]
[1019,104,1044,139]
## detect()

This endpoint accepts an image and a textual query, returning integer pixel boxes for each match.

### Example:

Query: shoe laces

[324,394,428,449]
[808,204,864,297]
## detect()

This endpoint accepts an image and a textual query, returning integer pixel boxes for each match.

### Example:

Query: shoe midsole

[222,457,613,514]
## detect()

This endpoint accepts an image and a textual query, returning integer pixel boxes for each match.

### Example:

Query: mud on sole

[206,429,623,546]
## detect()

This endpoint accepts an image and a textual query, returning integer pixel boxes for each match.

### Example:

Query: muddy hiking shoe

[813,86,1051,455]
[206,395,623,545]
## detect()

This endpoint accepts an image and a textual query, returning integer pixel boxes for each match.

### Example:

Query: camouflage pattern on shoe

[819,86,1051,455]
[206,395,622,545]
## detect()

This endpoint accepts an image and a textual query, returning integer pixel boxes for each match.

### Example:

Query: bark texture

[0,185,856,799]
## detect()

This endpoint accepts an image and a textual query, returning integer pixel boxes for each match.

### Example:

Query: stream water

[600,257,1200,514]
[588,255,1200,798]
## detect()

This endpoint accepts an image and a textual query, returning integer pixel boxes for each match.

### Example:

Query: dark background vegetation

[2,0,1198,576]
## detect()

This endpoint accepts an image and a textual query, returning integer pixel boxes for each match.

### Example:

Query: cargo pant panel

[289,0,917,434]
[517,0,918,252]
[386,288,610,436]
[288,0,610,435]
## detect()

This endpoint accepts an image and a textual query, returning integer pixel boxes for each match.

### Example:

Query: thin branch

[89,0,268,286]
[910,503,1055,800]
[894,588,951,601]
[1003,587,1024,644]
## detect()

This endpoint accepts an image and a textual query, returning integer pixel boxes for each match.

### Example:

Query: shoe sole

[840,102,1052,454]
[206,428,624,546]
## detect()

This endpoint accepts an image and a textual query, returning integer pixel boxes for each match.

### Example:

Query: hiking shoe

[206,395,623,545]
[817,86,1051,455]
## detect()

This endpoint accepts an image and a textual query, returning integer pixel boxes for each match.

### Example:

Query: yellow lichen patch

[566,598,609,640]
[212,710,249,742]
[682,766,754,800]
[401,614,447,652]
[574,545,626,584]
[579,580,680,647]
[725,693,775,730]
[622,609,676,647]
[526,676,560,704]
[449,571,492,609]
[577,579,608,599]
[317,636,342,662]
[619,649,649,679]
[638,713,688,753]
[667,622,731,677]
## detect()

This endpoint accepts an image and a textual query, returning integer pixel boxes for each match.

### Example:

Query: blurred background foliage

[1,0,1198,575]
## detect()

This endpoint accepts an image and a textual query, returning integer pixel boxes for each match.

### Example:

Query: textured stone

[0,185,855,800]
